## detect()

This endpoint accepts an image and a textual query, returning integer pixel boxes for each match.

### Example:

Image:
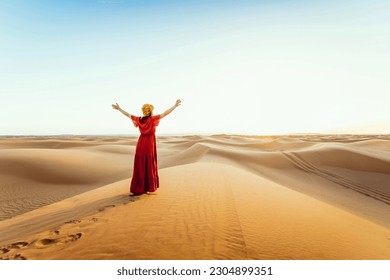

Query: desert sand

[0,134,389,260]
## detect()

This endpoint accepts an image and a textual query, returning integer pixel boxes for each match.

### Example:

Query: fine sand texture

[0,135,389,259]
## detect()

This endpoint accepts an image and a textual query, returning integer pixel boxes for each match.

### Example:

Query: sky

[1,0,389,135]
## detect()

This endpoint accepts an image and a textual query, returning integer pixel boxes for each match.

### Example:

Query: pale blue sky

[1,0,389,135]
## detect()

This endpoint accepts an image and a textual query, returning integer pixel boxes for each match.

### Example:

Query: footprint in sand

[36,238,57,246]
[10,241,29,249]
[34,232,83,247]
[0,253,27,260]
[98,205,116,212]
[14,253,27,260]
[0,242,29,260]
[1,248,10,254]
[65,219,81,224]
[0,229,83,258]
[68,233,82,242]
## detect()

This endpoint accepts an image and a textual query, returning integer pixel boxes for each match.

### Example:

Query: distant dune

[333,123,390,134]
[0,135,389,259]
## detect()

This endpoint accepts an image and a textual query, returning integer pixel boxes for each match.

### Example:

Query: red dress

[130,115,161,195]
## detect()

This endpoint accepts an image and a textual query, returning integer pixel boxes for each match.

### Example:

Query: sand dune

[0,135,389,259]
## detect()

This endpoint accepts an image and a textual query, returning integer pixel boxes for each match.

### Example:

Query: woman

[112,99,181,195]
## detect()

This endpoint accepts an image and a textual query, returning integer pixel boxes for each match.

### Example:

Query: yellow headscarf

[142,104,154,117]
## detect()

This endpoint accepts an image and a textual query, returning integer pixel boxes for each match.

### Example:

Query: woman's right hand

[175,99,182,107]
[112,103,120,110]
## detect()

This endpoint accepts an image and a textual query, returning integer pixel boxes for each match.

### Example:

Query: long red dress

[130,114,161,195]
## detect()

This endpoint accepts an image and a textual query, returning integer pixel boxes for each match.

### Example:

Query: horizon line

[1,132,389,138]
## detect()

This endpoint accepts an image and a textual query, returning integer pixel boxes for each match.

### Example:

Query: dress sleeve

[130,115,139,127]
[153,115,161,126]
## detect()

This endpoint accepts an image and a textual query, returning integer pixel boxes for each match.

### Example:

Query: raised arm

[160,99,181,119]
[112,103,132,118]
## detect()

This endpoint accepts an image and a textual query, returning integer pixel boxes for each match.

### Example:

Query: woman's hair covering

[142,104,154,117]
